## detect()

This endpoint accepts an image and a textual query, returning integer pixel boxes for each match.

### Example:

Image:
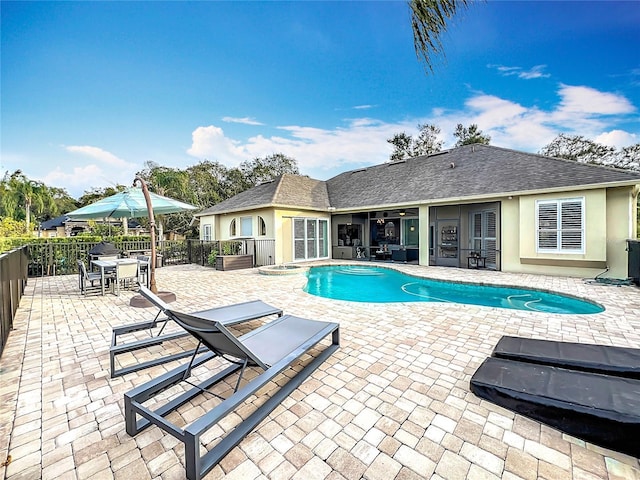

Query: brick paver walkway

[1,262,639,479]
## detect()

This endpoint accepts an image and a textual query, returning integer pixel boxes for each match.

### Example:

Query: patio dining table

[90,258,150,295]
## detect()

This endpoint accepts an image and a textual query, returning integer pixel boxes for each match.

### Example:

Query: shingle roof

[197,174,331,215]
[40,215,69,229]
[197,145,640,215]
[326,144,640,209]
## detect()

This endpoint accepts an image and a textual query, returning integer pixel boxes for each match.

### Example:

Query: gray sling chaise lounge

[124,309,339,480]
[109,286,283,377]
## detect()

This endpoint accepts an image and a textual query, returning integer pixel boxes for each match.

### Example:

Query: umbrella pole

[134,176,158,294]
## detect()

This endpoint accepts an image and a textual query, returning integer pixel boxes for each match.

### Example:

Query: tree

[186,160,232,208]
[388,132,414,162]
[608,143,640,171]
[453,123,491,146]
[2,170,56,231]
[240,153,300,186]
[540,134,640,173]
[47,187,78,220]
[409,0,471,73]
[539,134,616,165]
[387,123,443,161]
[77,185,127,207]
[0,217,28,237]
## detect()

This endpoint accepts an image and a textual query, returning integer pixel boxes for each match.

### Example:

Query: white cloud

[185,82,638,178]
[49,145,141,195]
[186,118,406,175]
[488,64,550,79]
[187,125,250,166]
[222,116,264,126]
[595,130,638,148]
[556,84,636,116]
[353,104,376,110]
[65,145,132,168]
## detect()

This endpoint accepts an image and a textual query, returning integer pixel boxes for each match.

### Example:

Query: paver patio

[1,262,639,480]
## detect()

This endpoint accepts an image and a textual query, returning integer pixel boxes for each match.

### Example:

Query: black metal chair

[77,260,111,295]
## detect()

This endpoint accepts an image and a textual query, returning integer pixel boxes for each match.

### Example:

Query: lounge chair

[124,310,339,480]
[492,335,640,378]
[470,356,640,458]
[109,286,283,378]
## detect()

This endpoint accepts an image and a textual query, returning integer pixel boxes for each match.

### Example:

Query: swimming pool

[304,265,604,314]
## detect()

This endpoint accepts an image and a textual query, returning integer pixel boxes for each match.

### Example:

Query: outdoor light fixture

[399,210,406,216]
[410,225,415,232]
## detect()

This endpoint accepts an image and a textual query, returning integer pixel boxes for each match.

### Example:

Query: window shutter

[536,198,584,253]
[560,201,583,250]
[538,203,558,249]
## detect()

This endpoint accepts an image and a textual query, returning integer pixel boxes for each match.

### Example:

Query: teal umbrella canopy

[67,187,197,219]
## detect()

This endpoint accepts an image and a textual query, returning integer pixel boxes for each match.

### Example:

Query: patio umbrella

[67,182,198,303]
[66,187,197,219]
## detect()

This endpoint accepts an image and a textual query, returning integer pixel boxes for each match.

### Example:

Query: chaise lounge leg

[184,431,201,480]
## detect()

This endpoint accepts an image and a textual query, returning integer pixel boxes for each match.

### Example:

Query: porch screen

[536,198,584,253]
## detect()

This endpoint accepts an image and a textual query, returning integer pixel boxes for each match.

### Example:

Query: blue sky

[2,1,639,199]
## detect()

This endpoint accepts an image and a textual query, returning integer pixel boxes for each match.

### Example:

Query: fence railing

[0,246,29,357]
[23,238,277,277]
[184,239,275,267]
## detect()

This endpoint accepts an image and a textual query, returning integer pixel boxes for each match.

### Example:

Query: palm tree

[409,0,470,73]
[6,171,56,232]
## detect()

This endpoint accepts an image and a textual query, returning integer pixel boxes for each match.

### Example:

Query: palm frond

[409,0,469,74]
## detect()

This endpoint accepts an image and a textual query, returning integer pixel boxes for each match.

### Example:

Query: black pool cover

[493,335,640,378]
[471,337,640,458]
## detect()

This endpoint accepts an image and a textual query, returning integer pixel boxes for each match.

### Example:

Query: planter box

[215,254,254,271]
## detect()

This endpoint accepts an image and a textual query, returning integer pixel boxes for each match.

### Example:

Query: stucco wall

[200,208,275,241]
[502,187,634,278]
[606,187,636,279]
[275,209,331,264]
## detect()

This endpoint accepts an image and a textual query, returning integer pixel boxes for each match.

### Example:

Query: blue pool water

[304,266,604,314]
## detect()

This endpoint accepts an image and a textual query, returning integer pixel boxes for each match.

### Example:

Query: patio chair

[124,310,339,480]
[136,255,150,287]
[113,260,139,296]
[77,260,112,296]
[109,286,283,377]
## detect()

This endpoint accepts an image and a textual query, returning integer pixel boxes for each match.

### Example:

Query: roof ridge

[271,174,287,203]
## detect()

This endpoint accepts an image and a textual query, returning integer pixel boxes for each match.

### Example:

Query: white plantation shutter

[536,198,584,253]
[561,201,583,249]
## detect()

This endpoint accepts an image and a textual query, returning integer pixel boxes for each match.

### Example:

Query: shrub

[207,249,218,266]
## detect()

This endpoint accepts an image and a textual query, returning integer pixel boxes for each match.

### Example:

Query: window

[229,219,236,237]
[203,224,211,241]
[240,216,252,236]
[258,216,267,236]
[536,198,584,253]
[294,218,329,260]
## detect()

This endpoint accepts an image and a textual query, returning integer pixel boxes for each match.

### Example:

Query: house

[195,144,640,279]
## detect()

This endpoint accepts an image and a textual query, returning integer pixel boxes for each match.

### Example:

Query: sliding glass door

[294,218,328,261]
